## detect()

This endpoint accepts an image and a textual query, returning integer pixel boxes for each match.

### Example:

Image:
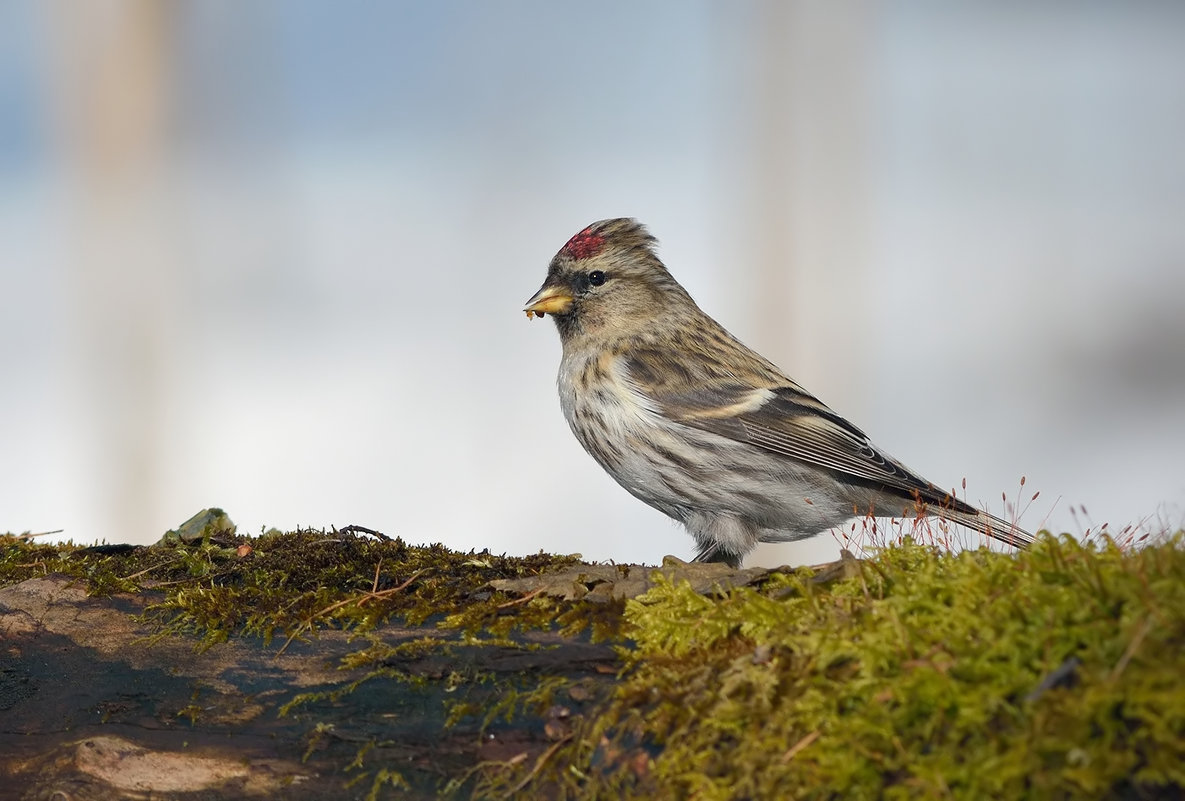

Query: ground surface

[1,526,1182,799]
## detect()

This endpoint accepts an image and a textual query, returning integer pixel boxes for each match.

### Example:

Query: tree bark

[0,574,617,800]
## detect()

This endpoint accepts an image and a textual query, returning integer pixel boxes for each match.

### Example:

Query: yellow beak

[523,284,574,319]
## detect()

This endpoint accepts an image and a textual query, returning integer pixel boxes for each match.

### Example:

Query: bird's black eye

[588,270,607,286]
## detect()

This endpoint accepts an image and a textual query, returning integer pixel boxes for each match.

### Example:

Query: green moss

[1,529,594,645]
[495,535,1184,800]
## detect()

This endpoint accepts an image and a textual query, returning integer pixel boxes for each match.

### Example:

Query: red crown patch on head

[561,227,606,260]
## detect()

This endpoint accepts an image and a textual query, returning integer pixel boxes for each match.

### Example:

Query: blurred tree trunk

[737,1,874,567]
[47,1,180,545]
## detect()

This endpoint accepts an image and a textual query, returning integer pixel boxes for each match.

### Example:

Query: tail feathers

[938,506,1034,549]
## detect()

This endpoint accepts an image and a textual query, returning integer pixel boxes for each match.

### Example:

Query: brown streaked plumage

[524,218,1033,567]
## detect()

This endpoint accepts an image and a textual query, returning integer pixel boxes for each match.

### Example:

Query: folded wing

[624,352,1033,547]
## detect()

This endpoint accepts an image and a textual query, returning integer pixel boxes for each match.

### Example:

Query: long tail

[939,506,1034,548]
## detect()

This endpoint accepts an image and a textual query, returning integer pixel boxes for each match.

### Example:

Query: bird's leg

[692,539,743,569]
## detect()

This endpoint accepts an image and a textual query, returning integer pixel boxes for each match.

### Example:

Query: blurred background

[2,2,1184,566]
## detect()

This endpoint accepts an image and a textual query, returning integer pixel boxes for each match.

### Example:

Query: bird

[523,218,1033,567]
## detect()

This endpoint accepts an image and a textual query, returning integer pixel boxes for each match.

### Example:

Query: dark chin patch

[561,227,606,260]
[553,310,580,339]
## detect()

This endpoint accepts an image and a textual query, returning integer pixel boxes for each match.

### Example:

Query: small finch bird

[524,218,1033,567]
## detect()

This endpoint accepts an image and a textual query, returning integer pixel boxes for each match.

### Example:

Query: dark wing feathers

[624,349,1027,534]
[660,381,963,507]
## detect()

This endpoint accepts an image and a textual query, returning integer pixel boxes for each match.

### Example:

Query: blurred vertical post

[743,1,872,401]
[48,1,178,543]
[740,1,873,565]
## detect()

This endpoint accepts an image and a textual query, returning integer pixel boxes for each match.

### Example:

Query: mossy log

[0,573,623,800]
[1,528,1183,800]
